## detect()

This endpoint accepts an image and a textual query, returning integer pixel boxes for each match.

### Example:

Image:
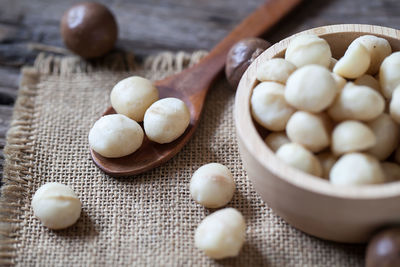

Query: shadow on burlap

[0,51,365,266]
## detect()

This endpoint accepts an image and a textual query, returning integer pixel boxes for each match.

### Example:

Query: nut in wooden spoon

[91,0,302,177]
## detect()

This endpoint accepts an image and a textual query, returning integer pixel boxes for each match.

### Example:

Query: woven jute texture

[0,51,365,266]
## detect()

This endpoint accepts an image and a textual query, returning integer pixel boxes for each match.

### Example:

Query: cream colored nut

[190,163,235,208]
[380,52,400,99]
[285,65,337,112]
[276,143,322,176]
[285,34,331,68]
[331,73,346,91]
[264,132,290,152]
[32,183,81,229]
[333,42,370,79]
[381,162,400,183]
[367,113,399,160]
[110,76,159,122]
[286,111,330,153]
[317,152,337,179]
[389,85,400,123]
[328,83,385,121]
[354,74,381,92]
[89,114,144,158]
[144,97,190,144]
[195,208,245,259]
[330,153,384,185]
[250,82,295,131]
[331,120,376,155]
[329,58,338,71]
[351,35,392,75]
[256,58,296,84]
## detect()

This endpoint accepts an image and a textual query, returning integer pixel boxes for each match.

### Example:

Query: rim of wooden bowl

[235,24,400,200]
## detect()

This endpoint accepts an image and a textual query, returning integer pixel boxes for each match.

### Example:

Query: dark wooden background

[0,0,399,179]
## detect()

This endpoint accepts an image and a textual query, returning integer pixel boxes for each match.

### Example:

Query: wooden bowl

[235,24,400,243]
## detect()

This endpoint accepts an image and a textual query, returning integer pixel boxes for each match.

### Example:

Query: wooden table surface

[0,0,399,179]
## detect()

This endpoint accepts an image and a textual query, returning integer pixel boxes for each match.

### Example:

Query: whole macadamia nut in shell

[89,114,144,158]
[366,227,400,267]
[264,132,290,152]
[60,2,118,58]
[380,51,400,99]
[251,82,295,131]
[144,97,190,144]
[285,34,332,68]
[276,143,322,177]
[190,163,235,208]
[195,208,246,259]
[286,111,331,153]
[285,65,337,112]
[334,42,370,79]
[225,38,271,89]
[32,183,81,229]
[110,76,159,122]
[331,120,376,155]
[330,153,384,185]
[256,58,296,84]
[328,83,385,121]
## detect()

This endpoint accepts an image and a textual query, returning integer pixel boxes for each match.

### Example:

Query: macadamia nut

[329,58,338,71]
[285,34,332,68]
[286,111,330,152]
[276,143,322,176]
[190,163,235,208]
[367,113,399,160]
[380,52,400,99]
[144,97,190,144]
[89,114,144,158]
[110,76,159,122]
[354,74,381,92]
[195,208,245,259]
[334,42,370,79]
[317,152,337,179]
[328,83,384,121]
[251,82,295,131]
[351,35,392,75]
[332,73,346,91]
[285,65,337,112]
[381,162,400,182]
[32,183,81,229]
[264,132,290,152]
[330,153,384,185]
[390,86,400,123]
[331,120,376,155]
[256,58,296,84]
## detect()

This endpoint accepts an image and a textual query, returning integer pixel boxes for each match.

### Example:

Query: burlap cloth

[0,51,365,266]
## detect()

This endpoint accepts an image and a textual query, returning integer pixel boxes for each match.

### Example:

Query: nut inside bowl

[234,24,400,243]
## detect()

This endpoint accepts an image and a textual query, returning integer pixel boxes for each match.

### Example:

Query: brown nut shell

[366,227,400,267]
[60,2,118,58]
[225,37,271,89]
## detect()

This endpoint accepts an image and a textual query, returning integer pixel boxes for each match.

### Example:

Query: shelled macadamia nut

[354,74,381,92]
[329,58,338,71]
[256,58,296,84]
[264,132,290,152]
[381,162,400,183]
[380,52,400,99]
[330,153,384,185]
[334,42,370,79]
[317,152,337,179]
[390,86,400,123]
[144,97,190,144]
[276,143,322,176]
[195,208,245,259]
[328,83,385,121]
[286,111,331,152]
[351,35,392,75]
[332,73,346,91]
[32,183,81,229]
[285,65,337,112]
[285,34,332,68]
[331,120,376,155]
[251,82,295,131]
[367,113,399,160]
[89,114,144,158]
[190,163,235,208]
[110,76,159,122]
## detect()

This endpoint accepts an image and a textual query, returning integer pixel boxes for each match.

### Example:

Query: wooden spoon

[91,0,302,177]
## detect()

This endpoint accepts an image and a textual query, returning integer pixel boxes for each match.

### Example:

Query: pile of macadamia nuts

[89,76,190,158]
[252,33,400,186]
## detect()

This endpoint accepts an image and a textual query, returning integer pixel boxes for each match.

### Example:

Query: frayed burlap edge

[0,50,207,265]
